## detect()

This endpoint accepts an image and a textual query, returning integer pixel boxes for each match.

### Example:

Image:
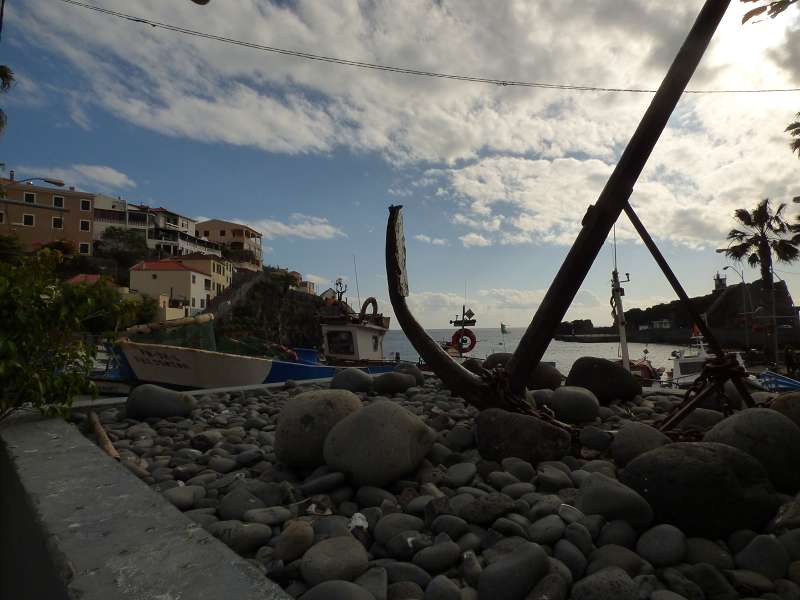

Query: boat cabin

[321,322,387,362]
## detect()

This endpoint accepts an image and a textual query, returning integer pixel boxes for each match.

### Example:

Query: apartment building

[146,207,222,258]
[129,260,213,315]
[92,194,150,241]
[171,252,233,297]
[0,176,94,255]
[196,219,263,271]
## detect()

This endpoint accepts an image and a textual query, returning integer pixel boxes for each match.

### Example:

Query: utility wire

[56,0,800,95]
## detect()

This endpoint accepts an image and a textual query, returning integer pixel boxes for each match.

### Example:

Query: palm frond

[722,240,758,261]
[726,228,753,243]
[772,238,800,263]
[747,252,761,268]
[0,66,13,93]
[733,208,754,227]
[752,198,771,227]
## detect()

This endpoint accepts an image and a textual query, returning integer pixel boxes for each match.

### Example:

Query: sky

[3,0,800,329]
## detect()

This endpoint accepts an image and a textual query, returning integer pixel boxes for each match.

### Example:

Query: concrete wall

[0,414,290,600]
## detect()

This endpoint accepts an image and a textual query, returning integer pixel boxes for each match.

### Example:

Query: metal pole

[505,0,730,393]
[772,266,779,367]
[612,269,631,371]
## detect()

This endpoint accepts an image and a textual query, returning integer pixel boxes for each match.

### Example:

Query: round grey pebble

[636,524,686,567]
[529,514,566,545]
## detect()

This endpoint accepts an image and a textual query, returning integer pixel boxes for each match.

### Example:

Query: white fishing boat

[667,334,745,388]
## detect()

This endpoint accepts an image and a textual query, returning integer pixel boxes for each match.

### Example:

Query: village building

[195,218,263,272]
[169,252,233,297]
[145,207,222,258]
[129,260,213,316]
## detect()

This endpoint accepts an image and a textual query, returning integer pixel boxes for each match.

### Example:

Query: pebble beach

[82,358,800,600]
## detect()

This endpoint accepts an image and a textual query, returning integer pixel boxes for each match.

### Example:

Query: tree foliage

[0,250,138,420]
[717,199,800,289]
[94,226,151,271]
[742,0,799,23]
[0,234,22,263]
[0,64,12,135]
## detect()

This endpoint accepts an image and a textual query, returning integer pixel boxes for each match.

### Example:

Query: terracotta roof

[130,260,210,275]
[66,274,109,285]
[174,252,225,261]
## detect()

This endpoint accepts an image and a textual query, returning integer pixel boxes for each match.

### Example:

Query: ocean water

[383,327,679,375]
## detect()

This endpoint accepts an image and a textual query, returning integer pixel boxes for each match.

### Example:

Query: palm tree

[719,199,799,289]
[788,113,800,158]
[0,64,13,134]
[718,198,799,362]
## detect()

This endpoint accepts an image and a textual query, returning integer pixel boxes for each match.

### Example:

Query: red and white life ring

[452,328,477,353]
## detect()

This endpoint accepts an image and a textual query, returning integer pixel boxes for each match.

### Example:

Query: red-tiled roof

[66,274,107,285]
[174,252,224,261]
[130,260,210,275]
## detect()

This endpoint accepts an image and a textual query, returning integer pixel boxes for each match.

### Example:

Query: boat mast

[611,227,631,371]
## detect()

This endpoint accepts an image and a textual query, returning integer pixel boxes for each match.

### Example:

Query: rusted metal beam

[505,0,731,394]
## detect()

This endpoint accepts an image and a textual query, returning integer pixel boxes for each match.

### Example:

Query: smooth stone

[331,368,373,393]
[704,408,800,492]
[557,504,584,524]
[208,456,237,474]
[502,482,535,499]
[565,522,594,556]
[373,372,417,394]
[660,568,704,600]
[301,536,369,585]
[356,567,388,600]
[477,542,549,600]
[424,575,460,600]
[536,465,573,492]
[575,473,653,531]
[356,486,397,508]
[431,515,469,540]
[610,422,670,467]
[384,561,432,588]
[726,569,776,593]
[554,538,587,579]
[273,520,314,562]
[527,573,568,600]
[312,515,352,542]
[780,529,800,561]
[126,384,194,419]
[685,538,734,570]
[682,563,737,600]
[528,514,566,545]
[324,401,436,486]
[459,493,515,526]
[475,409,571,465]
[206,520,272,555]
[620,442,780,538]
[735,534,790,580]
[635,524,686,567]
[566,357,641,405]
[446,463,477,488]
[375,513,425,545]
[244,506,292,526]
[651,592,690,600]
[551,386,600,424]
[395,363,425,386]
[502,458,536,482]
[218,486,265,521]
[587,544,649,577]
[301,472,347,495]
[303,580,375,600]
[387,531,433,561]
[412,541,461,573]
[570,566,637,600]
[275,389,362,468]
[162,485,205,510]
[771,392,800,429]
[388,581,424,600]
[580,426,614,451]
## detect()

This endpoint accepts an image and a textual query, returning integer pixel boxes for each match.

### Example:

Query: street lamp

[723,265,750,349]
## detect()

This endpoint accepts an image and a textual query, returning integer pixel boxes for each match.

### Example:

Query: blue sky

[3,0,800,328]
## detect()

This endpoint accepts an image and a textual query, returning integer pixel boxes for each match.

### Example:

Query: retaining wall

[0,413,291,600]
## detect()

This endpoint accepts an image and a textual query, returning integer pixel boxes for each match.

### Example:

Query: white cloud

[304,273,329,286]
[414,233,448,246]
[461,232,491,247]
[250,213,346,240]
[14,163,136,191]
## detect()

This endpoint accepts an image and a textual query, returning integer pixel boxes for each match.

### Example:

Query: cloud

[14,163,136,191]
[477,288,600,311]
[250,213,346,240]
[414,233,448,246]
[461,232,491,248]
[304,273,329,286]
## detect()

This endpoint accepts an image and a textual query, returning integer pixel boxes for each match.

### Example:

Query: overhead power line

[57,0,800,95]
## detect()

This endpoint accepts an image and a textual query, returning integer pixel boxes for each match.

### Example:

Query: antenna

[613,224,618,272]
[353,254,361,307]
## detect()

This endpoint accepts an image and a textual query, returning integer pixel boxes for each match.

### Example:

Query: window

[326,331,354,355]
[80,199,91,211]
[0,212,4,224]
[191,297,196,307]
[219,230,225,237]
[80,220,90,232]
[53,196,64,208]
[181,220,187,228]
[373,336,380,352]
[203,230,209,237]
[52,216,63,230]
[79,243,90,255]
[24,192,35,204]
[204,278,211,290]
[151,274,158,280]
[200,298,205,308]
[192,274,196,284]
[23,214,34,227]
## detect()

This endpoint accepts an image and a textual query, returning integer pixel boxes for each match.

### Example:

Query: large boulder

[620,442,781,538]
[475,408,571,465]
[372,372,416,395]
[330,368,373,393]
[300,536,369,586]
[528,363,564,391]
[703,408,800,492]
[552,386,600,424]
[575,472,653,531]
[394,363,425,386]
[462,358,485,375]
[275,389,362,468]
[610,422,671,467]
[324,400,436,486]
[771,392,800,428]
[566,357,641,405]
[126,384,195,419]
[484,353,512,370]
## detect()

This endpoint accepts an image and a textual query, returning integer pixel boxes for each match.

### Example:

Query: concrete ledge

[0,414,291,600]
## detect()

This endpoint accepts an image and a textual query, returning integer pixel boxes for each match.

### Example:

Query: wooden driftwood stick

[88,410,120,461]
